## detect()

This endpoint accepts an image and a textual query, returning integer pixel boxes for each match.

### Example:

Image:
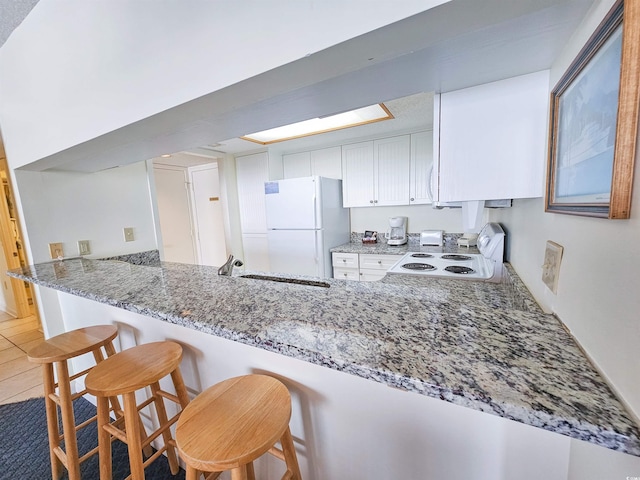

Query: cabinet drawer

[359,269,387,282]
[332,253,359,268]
[333,267,360,281]
[358,254,400,271]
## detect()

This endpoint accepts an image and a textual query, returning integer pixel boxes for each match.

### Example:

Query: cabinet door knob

[410,197,415,201]
[369,200,374,204]
[343,272,348,277]
[342,259,347,263]
[374,200,378,203]
[378,260,382,264]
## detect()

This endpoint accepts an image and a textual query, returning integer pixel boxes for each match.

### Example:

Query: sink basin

[241,274,330,288]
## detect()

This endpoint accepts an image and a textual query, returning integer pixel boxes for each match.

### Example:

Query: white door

[153,166,197,264]
[241,233,270,272]
[190,164,227,267]
[265,177,318,230]
[374,135,411,206]
[341,141,375,207]
[236,152,269,233]
[267,229,320,277]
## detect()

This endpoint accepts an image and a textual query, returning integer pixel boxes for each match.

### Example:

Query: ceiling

[181,91,434,160]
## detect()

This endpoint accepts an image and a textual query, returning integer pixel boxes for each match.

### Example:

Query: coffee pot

[386,216,407,246]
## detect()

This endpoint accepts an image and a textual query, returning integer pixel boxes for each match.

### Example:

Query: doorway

[152,155,228,267]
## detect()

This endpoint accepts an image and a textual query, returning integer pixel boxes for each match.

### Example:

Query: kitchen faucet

[218,255,244,276]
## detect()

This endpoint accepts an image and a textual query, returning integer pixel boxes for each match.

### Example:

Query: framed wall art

[545,0,640,218]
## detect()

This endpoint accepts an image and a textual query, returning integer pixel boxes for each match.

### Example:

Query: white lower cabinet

[332,252,400,282]
[359,254,399,281]
[332,252,359,280]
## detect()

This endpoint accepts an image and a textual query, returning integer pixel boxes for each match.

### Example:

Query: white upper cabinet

[236,152,270,233]
[374,135,410,206]
[409,131,432,205]
[434,70,550,202]
[283,146,342,180]
[342,141,375,207]
[342,135,410,207]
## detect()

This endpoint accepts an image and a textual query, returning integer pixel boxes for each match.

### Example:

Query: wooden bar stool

[175,374,302,480]
[85,341,190,480]
[27,324,121,480]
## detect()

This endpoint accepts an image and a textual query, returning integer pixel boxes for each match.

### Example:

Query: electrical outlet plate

[123,227,134,242]
[48,242,64,259]
[542,241,563,294]
[78,240,91,256]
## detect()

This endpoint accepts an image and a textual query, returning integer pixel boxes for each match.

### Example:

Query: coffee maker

[386,216,407,246]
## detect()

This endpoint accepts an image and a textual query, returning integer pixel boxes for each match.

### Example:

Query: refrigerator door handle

[313,194,318,229]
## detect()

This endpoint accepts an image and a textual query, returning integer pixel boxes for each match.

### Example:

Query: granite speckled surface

[8,257,640,456]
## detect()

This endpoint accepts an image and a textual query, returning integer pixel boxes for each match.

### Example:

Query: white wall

[350,204,486,235]
[490,0,640,419]
[11,160,158,336]
[0,0,443,170]
[15,161,157,264]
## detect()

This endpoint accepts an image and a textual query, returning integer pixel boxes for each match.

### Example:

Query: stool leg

[96,396,112,480]
[185,465,199,480]
[124,391,146,480]
[246,462,256,480]
[170,366,190,408]
[42,363,63,480]
[230,466,248,480]
[55,360,81,480]
[150,380,180,474]
[280,426,302,480]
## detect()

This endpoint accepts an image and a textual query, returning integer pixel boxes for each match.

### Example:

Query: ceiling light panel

[241,103,393,145]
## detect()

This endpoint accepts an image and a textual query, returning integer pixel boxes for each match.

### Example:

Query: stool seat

[176,374,302,480]
[85,341,183,396]
[28,325,117,363]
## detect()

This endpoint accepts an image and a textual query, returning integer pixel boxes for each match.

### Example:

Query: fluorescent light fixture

[241,103,393,145]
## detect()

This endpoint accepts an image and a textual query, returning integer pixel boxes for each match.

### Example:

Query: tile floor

[0,311,45,405]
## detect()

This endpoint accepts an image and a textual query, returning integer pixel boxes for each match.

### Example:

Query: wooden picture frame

[545,0,640,218]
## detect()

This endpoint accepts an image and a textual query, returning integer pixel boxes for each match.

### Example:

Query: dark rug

[0,396,185,479]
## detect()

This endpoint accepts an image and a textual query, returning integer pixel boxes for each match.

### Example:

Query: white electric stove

[386,223,505,282]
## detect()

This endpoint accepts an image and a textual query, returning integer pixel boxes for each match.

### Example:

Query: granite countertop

[330,237,481,256]
[8,256,640,456]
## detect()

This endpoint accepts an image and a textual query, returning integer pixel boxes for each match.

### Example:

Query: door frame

[0,156,36,318]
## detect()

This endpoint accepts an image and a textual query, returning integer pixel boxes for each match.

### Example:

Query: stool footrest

[268,445,286,462]
[156,389,180,405]
[141,411,181,448]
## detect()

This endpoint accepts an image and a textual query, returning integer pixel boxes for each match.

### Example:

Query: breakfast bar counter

[9,256,640,461]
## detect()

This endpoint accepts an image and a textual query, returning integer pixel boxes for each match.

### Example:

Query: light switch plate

[48,242,64,259]
[123,227,134,242]
[542,241,563,294]
[78,240,91,256]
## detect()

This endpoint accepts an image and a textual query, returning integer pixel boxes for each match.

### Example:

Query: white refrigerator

[265,176,350,278]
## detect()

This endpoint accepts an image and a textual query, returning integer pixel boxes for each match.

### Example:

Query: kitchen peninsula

[9,255,640,479]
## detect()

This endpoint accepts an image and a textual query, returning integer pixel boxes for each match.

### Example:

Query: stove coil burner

[444,265,475,274]
[441,254,472,261]
[401,263,436,271]
[410,253,434,258]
